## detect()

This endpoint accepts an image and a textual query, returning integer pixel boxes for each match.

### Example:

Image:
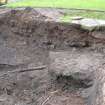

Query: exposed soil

[0,7,104,105]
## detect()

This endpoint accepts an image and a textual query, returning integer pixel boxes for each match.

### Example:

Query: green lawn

[7,0,105,10]
[60,12,105,22]
[6,0,105,20]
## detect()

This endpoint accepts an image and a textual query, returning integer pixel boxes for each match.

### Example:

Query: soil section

[0,8,104,105]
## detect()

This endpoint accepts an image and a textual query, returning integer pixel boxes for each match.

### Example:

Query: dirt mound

[6,8,47,36]
[0,8,104,105]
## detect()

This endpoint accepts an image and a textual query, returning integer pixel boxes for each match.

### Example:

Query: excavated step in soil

[0,7,105,105]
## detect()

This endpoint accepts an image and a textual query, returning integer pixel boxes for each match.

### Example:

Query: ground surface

[0,8,104,105]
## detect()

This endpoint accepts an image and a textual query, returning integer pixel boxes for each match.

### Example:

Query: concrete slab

[72,18,105,31]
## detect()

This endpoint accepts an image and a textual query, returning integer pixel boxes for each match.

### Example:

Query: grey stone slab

[72,18,105,31]
[49,51,102,76]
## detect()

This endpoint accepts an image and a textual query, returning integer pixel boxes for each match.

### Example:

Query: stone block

[49,51,103,105]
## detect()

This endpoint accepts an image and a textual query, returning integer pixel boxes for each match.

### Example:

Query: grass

[6,0,105,20]
[60,11,105,22]
[7,0,105,10]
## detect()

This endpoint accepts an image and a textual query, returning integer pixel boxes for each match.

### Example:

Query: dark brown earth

[0,7,104,105]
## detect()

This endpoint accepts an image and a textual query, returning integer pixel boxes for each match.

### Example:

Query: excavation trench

[0,8,104,105]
